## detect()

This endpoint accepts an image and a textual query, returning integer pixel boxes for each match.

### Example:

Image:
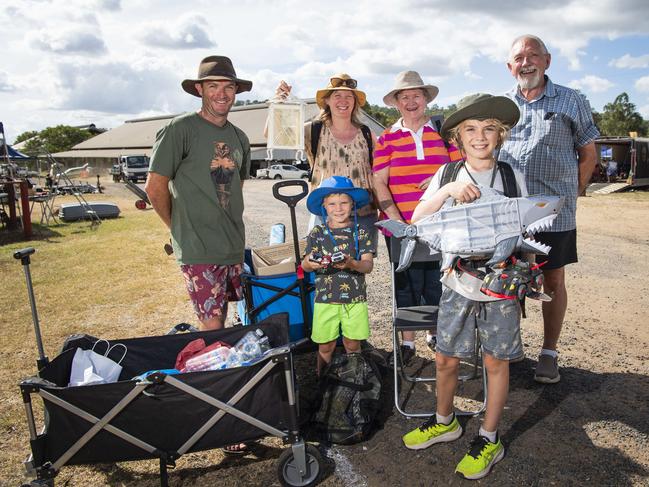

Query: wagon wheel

[277,444,323,487]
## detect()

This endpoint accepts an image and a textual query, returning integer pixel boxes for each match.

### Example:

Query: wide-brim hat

[182,55,253,97]
[440,93,520,140]
[306,176,370,215]
[315,73,367,109]
[383,71,439,107]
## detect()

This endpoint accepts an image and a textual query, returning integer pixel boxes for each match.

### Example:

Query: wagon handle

[14,247,49,370]
[272,179,309,208]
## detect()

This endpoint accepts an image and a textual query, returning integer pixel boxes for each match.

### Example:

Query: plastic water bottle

[258,335,271,354]
[234,329,270,361]
[184,346,230,372]
[239,341,262,361]
[225,349,243,368]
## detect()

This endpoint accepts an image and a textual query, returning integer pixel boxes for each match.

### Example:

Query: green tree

[14,130,39,144]
[362,103,400,127]
[599,93,647,137]
[23,125,94,156]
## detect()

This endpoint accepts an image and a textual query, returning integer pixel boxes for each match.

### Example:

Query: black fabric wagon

[17,303,322,487]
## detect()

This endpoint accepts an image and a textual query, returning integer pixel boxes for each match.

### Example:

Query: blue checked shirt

[500,77,599,231]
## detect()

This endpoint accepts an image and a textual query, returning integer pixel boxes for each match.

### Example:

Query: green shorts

[311,302,370,343]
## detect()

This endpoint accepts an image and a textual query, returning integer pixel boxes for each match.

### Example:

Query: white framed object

[266,100,305,160]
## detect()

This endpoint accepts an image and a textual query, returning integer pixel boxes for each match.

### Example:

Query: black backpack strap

[497,161,520,198]
[310,120,323,159]
[439,160,463,187]
[360,124,373,163]
[431,117,450,149]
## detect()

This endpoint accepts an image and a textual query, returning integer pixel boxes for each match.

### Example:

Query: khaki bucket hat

[440,93,520,140]
[315,73,367,108]
[182,55,253,97]
[383,71,439,107]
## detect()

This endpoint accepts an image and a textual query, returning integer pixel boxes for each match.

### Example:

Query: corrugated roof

[54,100,385,158]
[50,148,152,158]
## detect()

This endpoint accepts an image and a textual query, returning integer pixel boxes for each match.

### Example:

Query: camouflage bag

[312,352,382,445]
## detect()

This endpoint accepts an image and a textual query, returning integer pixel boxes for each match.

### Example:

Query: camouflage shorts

[180,263,243,321]
[436,287,522,361]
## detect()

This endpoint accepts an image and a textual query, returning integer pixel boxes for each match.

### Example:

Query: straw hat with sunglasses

[315,74,367,108]
[273,74,367,109]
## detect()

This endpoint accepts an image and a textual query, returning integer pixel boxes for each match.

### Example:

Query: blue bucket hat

[306,176,370,215]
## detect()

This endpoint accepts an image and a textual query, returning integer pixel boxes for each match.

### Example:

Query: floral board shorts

[180,263,243,321]
[436,287,522,361]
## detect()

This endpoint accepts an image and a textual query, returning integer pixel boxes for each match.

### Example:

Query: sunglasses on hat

[330,77,358,89]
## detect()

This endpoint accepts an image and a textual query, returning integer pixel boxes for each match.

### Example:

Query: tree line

[12,92,648,156]
[363,92,649,137]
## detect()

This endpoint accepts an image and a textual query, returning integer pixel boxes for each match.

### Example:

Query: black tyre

[274,174,282,179]
[277,444,323,487]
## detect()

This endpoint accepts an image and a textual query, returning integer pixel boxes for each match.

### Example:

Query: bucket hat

[440,93,520,140]
[182,55,253,97]
[315,73,367,109]
[306,176,370,215]
[383,71,439,107]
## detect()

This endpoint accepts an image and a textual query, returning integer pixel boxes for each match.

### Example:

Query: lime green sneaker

[455,434,505,480]
[402,414,462,450]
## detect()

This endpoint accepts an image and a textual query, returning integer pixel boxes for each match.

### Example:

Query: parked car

[256,164,309,180]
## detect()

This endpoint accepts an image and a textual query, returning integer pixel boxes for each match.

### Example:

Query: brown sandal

[222,442,250,455]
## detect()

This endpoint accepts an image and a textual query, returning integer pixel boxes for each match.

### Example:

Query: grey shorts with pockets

[436,286,523,361]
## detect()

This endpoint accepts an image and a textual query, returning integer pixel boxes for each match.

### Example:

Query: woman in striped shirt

[372,70,463,364]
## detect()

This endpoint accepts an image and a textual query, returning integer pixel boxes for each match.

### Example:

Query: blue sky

[1,0,649,142]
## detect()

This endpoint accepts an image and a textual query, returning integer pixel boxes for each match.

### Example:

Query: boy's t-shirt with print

[305,224,375,304]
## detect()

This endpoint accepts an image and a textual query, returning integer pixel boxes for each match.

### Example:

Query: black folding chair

[388,236,487,418]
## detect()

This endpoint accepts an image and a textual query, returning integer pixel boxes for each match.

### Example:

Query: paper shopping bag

[68,339,127,387]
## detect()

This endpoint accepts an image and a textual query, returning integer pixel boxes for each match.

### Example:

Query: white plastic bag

[68,339,127,387]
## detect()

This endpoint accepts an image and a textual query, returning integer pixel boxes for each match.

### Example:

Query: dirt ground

[3,178,649,486]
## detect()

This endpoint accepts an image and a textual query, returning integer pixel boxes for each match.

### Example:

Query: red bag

[175,339,230,371]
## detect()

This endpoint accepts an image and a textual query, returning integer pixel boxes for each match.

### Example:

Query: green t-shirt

[149,112,251,265]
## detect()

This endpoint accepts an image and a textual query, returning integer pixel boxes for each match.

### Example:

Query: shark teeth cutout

[522,237,551,254]
[525,215,557,235]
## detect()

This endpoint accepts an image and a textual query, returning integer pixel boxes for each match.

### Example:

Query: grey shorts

[436,287,523,361]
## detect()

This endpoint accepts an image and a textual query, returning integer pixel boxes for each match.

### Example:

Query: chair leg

[394,325,488,418]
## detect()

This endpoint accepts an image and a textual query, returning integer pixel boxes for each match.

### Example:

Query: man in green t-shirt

[146,56,252,332]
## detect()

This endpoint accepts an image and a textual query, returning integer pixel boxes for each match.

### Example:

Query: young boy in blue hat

[302,176,376,373]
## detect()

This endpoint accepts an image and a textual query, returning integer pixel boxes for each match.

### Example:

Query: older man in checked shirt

[500,34,599,384]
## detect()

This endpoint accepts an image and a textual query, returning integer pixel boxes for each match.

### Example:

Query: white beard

[517,71,544,90]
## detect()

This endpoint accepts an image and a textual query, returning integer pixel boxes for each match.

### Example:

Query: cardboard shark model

[376,186,565,273]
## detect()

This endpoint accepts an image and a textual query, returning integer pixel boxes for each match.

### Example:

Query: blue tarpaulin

[0,144,31,159]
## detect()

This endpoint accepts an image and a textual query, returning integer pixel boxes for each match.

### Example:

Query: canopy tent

[0,144,32,160]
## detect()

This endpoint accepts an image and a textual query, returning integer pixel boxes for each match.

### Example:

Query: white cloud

[27,28,106,54]
[609,53,649,69]
[0,71,15,92]
[140,14,215,50]
[95,0,121,11]
[53,60,184,114]
[638,104,649,118]
[568,75,614,93]
[3,0,649,136]
[635,76,649,93]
